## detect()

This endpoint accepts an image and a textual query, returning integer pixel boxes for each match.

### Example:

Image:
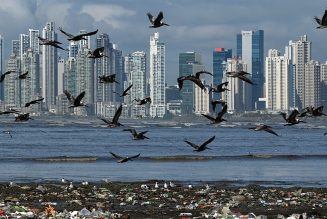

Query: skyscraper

[265,49,291,111]
[12,40,20,56]
[19,34,29,60]
[212,47,232,100]
[4,54,20,107]
[179,52,204,115]
[237,30,264,109]
[0,35,3,100]
[285,35,311,110]
[320,62,327,108]
[41,22,58,110]
[149,32,166,118]
[29,29,40,54]
[304,60,320,107]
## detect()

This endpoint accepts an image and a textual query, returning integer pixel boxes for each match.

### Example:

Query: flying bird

[100,104,123,127]
[59,27,98,41]
[113,84,133,97]
[0,108,19,115]
[64,90,87,108]
[209,82,229,93]
[25,98,44,107]
[123,128,149,140]
[0,71,15,82]
[177,70,213,91]
[226,71,255,85]
[134,97,151,105]
[38,36,67,51]
[211,99,226,112]
[88,47,108,58]
[202,104,228,124]
[306,105,326,117]
[184,136,215,152]
[99,74,119,84]
[15,113,33,122]
[280,109,305,126]
[147,11,169,28]
[314,10,327,29]
[110,152,140,163]
[248,124,279,136]
[17,71,29,80]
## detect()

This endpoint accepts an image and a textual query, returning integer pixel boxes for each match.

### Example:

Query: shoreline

[1,181,327,218]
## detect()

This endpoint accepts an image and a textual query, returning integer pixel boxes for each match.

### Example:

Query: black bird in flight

[59,27,98,41]
[211,99,226,112]
[314,9,327,29]
[184,136,215,152]
[38,36,67,51]
[123,128,149,140]
[99,74,119,84]
[280,109,305,126]
[177,70,213,91]
[25,98,44,107]
[202,104,228,124]
[0,71,15,82]
[306,105,326,117]
[226,71,255,85]
[100,104,123,128]
[147,11,169,28]
[248,124,279,136]
[114,84,133,97]
[134,97,151,105]
[64,90,87,108]
[17,71,29,80]
[15,113,33,122]
[88,47,108,58]
[0,108,19,115]
[209,82,229,93]
[110,152,140,163]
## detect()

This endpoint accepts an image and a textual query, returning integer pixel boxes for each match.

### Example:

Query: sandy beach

[0,181,327,218]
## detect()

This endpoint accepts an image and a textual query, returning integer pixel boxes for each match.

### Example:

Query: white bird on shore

[164,182,168,189]
[169,181,175,188]
[205,184,210,190]
[155,182,159,189]
[102,178,110,184]
[82,181,89,185]
[69,182,74,189]
[188,184,193,189]
[61,178,67,183]
[141,184,148,190]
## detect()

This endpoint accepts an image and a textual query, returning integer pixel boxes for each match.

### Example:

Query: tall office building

[29,29,40,54]
[4,54,20,107]
[237,30,264,109]
[57,58,65,96]
[223,58,250,112]
[19,34,29,60]
[321,61,327,108]
[213,48,232,100]
[265,49,291,111]
[110,44,123,102]
[41,22,58,110]
[69,42,79,58]
[12,40,20,56]
[194,83,210,115]
[0,35,3,100]
[179,52,204,115]
[304,60,320,107]
[124,51,147,118]
[285,35,311,110]
[63,57,77,96]
[20,48,40,107]
[149,32,166,117]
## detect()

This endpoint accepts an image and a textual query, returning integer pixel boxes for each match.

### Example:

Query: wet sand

[1,181,327,218]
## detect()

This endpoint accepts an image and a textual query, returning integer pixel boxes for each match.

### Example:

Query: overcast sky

[0,0,326,85]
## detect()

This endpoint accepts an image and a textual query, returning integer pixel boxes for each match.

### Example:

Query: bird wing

[79,29,98,37]
[201,114,216,122]
[217,82,228,91]
[322,10,327,24]
[147,12,154,23]
[74,91,86,105]
[217,104,227,119]
[177,77,185,90]
[189,77,205,90]
[63,90,74,103]
[36,97,45,102]
[112,104,122,123]
[288,109,299,121]
[280,112,287,121]
[52,43,67,51]
[25,102,31,107]
[100,118,111,125]
[264,128,279,136]
[238,75,255,85]
[123,84,133,95]
[110,152,123,159]
[200,136,216,148]
[314,16,322,25]
[59,27,75,38]
[139,131,148,135]
[195,70,213,78]
[129,153,141,159]
[184,140,198,149]
[154,11,164,24]
[19,72,29,78]
[0,74,5,82]
[93,47,104,57]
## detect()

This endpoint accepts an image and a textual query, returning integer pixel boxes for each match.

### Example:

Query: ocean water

[0,117,326,187]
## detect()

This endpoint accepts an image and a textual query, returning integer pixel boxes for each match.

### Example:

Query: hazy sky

[0,0,326,85]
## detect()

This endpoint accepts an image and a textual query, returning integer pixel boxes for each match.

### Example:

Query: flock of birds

[0,10,327,161]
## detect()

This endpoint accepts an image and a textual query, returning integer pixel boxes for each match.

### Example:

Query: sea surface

[0,116,327,187]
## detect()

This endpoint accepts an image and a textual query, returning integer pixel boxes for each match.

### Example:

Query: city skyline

[0,0,326,85]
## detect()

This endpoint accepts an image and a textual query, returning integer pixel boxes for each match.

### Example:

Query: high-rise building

[57,58,65,96]
[304,60,320,107]
[12,40,20,56]
[179,52,204,115]
[124,51,147,118]
[149,32,166,118]
[110,44,123,102]
[320,61,327,108]
[285,35,311,110]
[194,83,210,115]
[223,58,250,112]
[0,35,3,100]
[237,30,264,109]
[265,49,291,111]
[29,29,40,54]
[4,54,20,107]
[213,48,232,100]
[68,42,79,58]
[19,34,29,60]
[41,22,58,110]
